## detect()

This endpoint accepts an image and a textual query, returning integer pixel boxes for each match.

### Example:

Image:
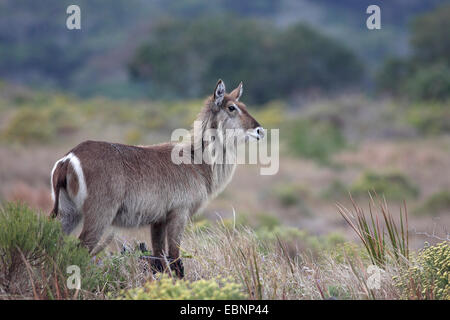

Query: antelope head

[205,79,265,145]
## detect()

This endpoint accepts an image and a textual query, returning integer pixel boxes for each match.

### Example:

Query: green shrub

[394,242,450,300]
[0,203,95,298]
[376,57,412,96]
[407,102,450,135]
[404,64,450,102]
[255,213,280,230]
[46,105,81,135]
[321,179,349,200]
[279,189,310,216]
[117,275,246,300]
[272,184,300,208]
[377,63,450,102]
[286,118,346,164]
[351,171,419,201]
[415,191,450,216]
[1,108,53,144]
[1,106,80,144]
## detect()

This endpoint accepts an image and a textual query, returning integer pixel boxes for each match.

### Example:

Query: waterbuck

[50,80,264,277]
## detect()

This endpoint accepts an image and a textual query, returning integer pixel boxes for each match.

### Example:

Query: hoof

[139,242,149,253]
[170,258,184,278]
[150,258,165,274]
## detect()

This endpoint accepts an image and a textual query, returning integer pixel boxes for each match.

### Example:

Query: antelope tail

[50,159,69,218]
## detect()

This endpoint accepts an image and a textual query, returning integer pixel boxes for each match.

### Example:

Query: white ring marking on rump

[50,153,72,201]
[69,154,88,210]
[50,153,88,210]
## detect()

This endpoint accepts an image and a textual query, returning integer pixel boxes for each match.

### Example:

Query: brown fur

[50,81,262,277]
[67,165,79,197]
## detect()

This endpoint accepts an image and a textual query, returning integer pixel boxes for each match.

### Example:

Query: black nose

[255,126,265,139]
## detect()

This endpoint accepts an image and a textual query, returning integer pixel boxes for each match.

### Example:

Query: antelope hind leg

[166,210,188,278]
[78,202,118,254]
[150,220,167,274]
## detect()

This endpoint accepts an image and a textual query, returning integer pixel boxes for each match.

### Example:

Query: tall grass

[1,202,431,300]
[337,194,409,267]
[182,221,400,299]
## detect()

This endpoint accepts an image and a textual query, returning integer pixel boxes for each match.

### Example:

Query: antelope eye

[228,105,236,112]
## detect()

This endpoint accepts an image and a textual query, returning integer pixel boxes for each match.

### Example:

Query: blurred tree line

[161,0,281,17]
[0,0,157,92]
[129,17,363,104]
[0,0,448,103]
[377,4,450,101]
[314,0,444,26]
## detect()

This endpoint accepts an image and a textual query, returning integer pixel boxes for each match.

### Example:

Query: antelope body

[50,80,264,277]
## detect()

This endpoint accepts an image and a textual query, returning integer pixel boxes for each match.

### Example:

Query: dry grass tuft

[182,222,400,299]
[337,194,409,267]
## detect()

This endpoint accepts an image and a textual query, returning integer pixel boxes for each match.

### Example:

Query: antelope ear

[213,79,226,108]
[230,82,243,101]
